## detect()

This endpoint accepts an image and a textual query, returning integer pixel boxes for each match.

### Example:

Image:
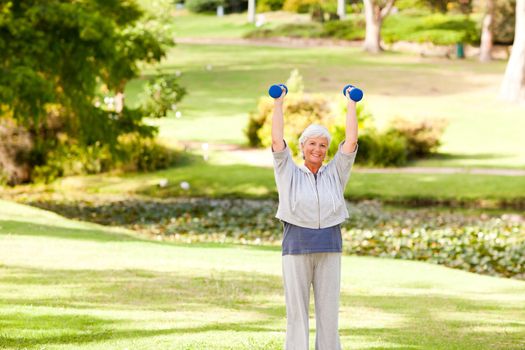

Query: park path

[176,37,363,48]
[184,141,525,176]
[175,37,510,59]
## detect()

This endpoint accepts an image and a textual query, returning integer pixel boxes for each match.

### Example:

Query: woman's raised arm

[271,88,286,152]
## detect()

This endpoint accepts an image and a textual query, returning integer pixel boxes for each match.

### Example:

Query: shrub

[283,0,319,13]
[186,0,224,13]
[321,18,366,40]
[382,13,480,45]
[257,0,285,12]
[31,133,179,184]
[117,134,179,172]
[388,116,447,158]
[245,109,268,147]
[257,93,334,156]
[245,12,479,46]
[355,130,408,166]
[32,140,114,183]
[246,97,445,166]
[245,23,323,39]
[246,92,376,159]
[223,0,248,13]
[246,70,444,167]
[186,0,248,13]
[142,75,187,119]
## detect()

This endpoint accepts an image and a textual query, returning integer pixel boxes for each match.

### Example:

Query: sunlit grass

[125,41,524,169]
[43,157,525,204]
[1,200,524,349]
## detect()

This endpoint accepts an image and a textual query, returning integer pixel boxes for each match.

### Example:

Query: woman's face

[302,136,329,166]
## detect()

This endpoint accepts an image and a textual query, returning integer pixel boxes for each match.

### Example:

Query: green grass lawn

[1,199,525,349]
[126,41,525,169]
[172,12,258,39]
[35,151,524,207]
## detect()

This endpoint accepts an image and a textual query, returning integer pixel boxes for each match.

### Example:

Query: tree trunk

[363,0,395,53]
[363,0,382,53]
[247,0,256,23]
[114,81,126,113]
[337,0,346,20]
[480,0,495,62]
[500,0,525,103]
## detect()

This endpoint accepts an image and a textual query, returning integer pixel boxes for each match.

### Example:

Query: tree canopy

[0,0,182,183]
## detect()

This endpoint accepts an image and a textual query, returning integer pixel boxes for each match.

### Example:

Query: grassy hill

[1,199,524,349]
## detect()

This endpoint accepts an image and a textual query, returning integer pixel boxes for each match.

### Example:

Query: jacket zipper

[314,173,321,229]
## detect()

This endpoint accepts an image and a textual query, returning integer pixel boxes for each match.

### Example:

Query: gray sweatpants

[282,252,342,350]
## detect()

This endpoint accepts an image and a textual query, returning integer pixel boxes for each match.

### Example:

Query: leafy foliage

[31,133,182,183]
[246,12,480,45]
[0,0,184,184]
[321,19,366,40]
[142,75,187,119]
[387,116,448,158]
[186,0,224,13]
[246,70,446,166]
[257,0,286,11]
[21,197,525,280]
[185,0,248,13]
[355,130,408,166]
[382,12,480,45]
[283,0,320,13]
[245,23,324,39]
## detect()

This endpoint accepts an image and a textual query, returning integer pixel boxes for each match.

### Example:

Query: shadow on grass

[0,217,281,252]
[0,314,275,348]
[0,220,142,243]
[1,265,525,349]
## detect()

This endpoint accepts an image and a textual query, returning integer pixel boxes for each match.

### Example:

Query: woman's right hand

[274,86,287,104]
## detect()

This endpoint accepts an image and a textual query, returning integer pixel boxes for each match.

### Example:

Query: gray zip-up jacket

[272,141,358,229]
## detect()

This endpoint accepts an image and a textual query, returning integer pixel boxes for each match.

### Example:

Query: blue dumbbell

[268,84,288,99]
[342,84,364,102]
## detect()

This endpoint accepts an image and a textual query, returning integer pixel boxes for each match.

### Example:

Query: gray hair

[298,124,331,159]
[299,124,331,146]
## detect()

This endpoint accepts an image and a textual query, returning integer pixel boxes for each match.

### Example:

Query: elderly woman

[271,87,358,350]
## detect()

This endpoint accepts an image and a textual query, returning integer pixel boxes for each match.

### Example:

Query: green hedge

[245,12,481,46]
[186,0,248,13]
[257,0,285,11]
[246,87,446,167]
[382,13,480,45]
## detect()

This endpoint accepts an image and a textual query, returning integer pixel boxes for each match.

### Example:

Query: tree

[0,0,184,183]
[480,0,495,62]
[363,0,396,53]
[248,0,256,22]
[338,0,346,19]
[500,0,525,103]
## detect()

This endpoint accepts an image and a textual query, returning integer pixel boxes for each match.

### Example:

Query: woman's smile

[303,137,328,167]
